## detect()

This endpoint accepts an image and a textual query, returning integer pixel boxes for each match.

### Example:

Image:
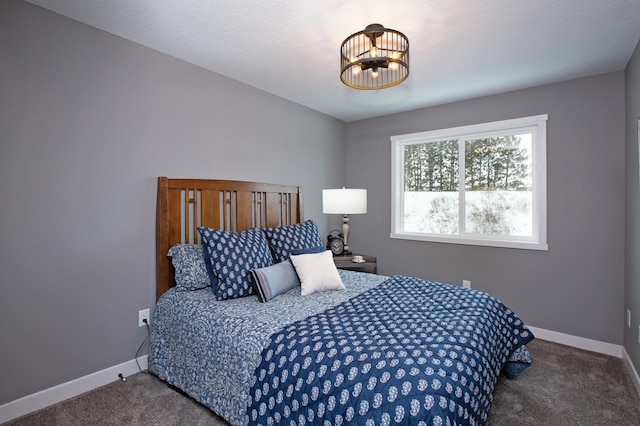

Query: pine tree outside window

[391,115,548,250]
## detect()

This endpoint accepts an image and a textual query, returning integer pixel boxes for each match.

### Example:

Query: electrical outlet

[138,308,150,327]
[627,310,632,328]
[463,280,471,289]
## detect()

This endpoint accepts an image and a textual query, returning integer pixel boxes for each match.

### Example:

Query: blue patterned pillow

[198,227,273,301]
[167,244,210,291]
[263,220,322,263]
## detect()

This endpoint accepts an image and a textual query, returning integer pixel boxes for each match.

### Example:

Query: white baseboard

[622,347,640,398]
[528,326,622,358]
[0,355,147,424]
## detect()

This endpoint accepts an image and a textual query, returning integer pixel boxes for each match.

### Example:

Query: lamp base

[342,249,352,256]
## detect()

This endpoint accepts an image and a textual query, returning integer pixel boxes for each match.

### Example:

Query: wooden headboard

[156,177,304,300]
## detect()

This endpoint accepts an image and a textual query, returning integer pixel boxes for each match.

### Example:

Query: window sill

[390,232,548,251]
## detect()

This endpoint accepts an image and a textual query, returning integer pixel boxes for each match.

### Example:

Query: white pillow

[290,250,346,296]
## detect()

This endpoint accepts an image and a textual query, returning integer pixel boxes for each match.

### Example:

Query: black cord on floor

[135,318,151,372]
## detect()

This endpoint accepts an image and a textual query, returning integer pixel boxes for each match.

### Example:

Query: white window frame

[391,114,548,251]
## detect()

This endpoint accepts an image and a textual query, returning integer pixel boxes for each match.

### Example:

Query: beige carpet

[5,339,640,425]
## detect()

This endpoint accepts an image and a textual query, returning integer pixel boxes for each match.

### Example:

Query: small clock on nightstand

[326,230,346,256]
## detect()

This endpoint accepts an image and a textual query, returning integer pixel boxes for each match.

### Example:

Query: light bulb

[389,51,400,70]
[371,68,379,78]
[352,66,361,75]
[370,46,378,57]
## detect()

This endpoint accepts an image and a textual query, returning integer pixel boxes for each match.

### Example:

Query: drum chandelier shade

[340,23,409,90]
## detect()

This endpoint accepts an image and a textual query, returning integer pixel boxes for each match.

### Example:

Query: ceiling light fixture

[340,23,409,90]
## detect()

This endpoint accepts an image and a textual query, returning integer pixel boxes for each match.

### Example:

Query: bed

[149,177,534,426]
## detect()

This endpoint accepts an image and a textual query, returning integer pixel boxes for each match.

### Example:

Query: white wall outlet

[138,308,150,327]
[463,280,471,289]
[627,310,632,328]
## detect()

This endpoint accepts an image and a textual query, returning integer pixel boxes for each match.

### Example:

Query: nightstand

[333,254,377,274]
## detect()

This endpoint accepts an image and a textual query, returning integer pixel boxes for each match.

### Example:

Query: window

[391,115,548,250]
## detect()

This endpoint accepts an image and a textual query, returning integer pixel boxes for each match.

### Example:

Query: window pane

[464,134,532,236]
[403,139,459,234]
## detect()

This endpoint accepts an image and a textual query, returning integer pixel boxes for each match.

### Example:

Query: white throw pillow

[290,250,346,296]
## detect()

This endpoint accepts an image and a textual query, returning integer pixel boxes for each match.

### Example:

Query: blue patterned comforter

[149,271,532,426]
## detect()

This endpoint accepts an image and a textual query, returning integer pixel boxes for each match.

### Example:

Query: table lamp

[322,188,367,255]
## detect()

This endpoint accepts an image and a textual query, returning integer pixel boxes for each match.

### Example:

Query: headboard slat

[156,177,304,300]
[265,193,280,228]
[235,191,253,231]
[201,189,219,234]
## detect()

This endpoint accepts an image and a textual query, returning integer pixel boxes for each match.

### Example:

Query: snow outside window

[391,115,548,250]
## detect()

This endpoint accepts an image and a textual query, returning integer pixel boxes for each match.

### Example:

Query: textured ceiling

[26,0,640,122]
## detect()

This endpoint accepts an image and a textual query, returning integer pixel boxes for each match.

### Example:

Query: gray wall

[0,0,346,405]
[625,40,640,378]
[345,72,625,345]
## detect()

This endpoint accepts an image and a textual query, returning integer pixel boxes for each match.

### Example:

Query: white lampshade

[322,188,367,214]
